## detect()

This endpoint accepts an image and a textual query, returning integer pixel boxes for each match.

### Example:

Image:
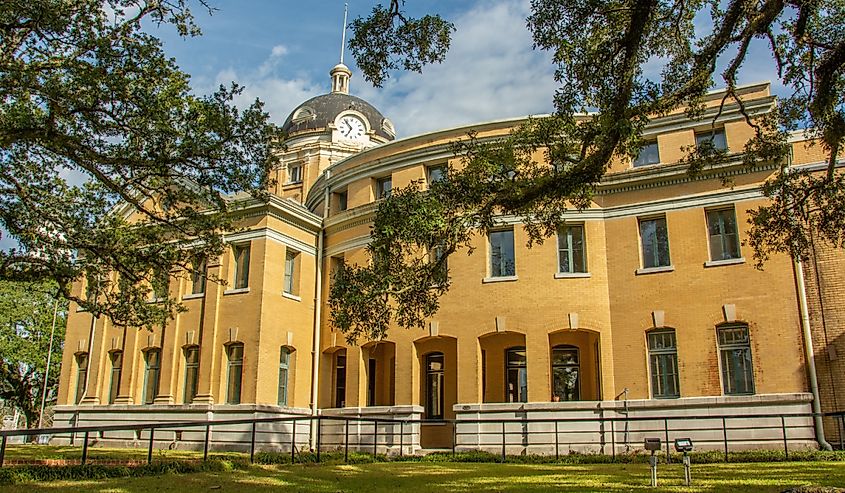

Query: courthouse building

[54,62,845,453]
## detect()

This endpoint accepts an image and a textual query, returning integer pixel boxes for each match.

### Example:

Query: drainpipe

[309,170,330,449]
[795,256,833,450]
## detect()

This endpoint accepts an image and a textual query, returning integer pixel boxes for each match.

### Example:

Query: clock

[338,115,366,140]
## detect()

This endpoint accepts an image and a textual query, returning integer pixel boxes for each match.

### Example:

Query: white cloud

[202,0,556,136]
[358,0,557,137]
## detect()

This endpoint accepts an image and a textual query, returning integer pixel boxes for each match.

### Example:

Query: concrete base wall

[51,404,313,453]
[319,405,423,456]
[453,393,818,455]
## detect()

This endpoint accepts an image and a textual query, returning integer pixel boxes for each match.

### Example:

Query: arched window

[717,324,754,395]
[551,345,580,401]
[425,352,445,419]
[74,353,89,404]
[143,349,161,405]
[108,351,123,404]
[226,343,244,404]
[505,347,528,403]
[183,346,200,404]
[278,347,291,406]
[647,329,679,398]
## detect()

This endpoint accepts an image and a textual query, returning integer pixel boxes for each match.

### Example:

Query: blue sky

[0,0,783,252]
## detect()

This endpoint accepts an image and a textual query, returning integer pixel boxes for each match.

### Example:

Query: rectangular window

[489,229,516,277]
[232,243,251,289]
[283,250,299,295]
[288,165,302,183]
[639,217,671,268]
[696,129,728,151]
[425,353,445,419]
[505,347,528,403]
[334,352,347,408]
[143,349,161,405]
[190,257,206,295]
[367,358,377,407]
[718,325,755,395]
[278,347,290,407]
[336,190,348,211]
[108,351,123,404]
[75,353,89,404]
[184,347,199,404]
[707,208,741,261]
[648,330,680,398]
[376,176,392,199]
[226,344,244,404]
[633,141,660,167]
[557,225,586,273]
[427,165,447,185]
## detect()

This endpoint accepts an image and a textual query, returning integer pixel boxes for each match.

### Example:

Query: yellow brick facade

[55,78,842,451]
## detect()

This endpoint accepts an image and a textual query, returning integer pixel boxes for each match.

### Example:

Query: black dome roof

[281,92,395,140]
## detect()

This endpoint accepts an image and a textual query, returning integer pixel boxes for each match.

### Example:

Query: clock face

[338,115,366,140]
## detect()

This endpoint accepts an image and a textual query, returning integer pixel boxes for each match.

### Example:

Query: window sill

[182,293,205,300]
[223,287,250,296]
[284,180,303,186]
[635,265,674,275]
[146,297,165,304]
[482,275,518,284]
[282,292,302,302]
[704,257,745,268]
[554,272,591,279]
[421,420,448,426]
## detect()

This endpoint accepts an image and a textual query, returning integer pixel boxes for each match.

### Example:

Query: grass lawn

[2,445,242,463]
[2,461,844,492]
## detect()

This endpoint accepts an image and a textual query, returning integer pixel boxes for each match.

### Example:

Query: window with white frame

[717,324,755,395]
[505,347,528,403]
[226,343,244,404]
[706,208,741,261]
[376,176,392,199]
[489,229,516,277]
[288,164,302,184]
[143,349,161,405]
[695,128,728,151]
[557,224,586,273]
[427,165,447,185]
[284,249,300,295]
[425,352,445,419]
[278,347,291,406]
[648,329,680,398]
[232,243,250,289]
[184,346,199,404]
[634,141,660,167]
[639,216,671,268]
[551,345,580,401]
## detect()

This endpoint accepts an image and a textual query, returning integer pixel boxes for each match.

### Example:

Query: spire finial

[339,3,348,65]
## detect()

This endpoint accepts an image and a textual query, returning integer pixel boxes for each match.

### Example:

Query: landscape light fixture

[674,438,694,485]
[644,437,661,487]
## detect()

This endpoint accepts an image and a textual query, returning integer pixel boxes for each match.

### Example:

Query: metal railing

[0,410,842,467]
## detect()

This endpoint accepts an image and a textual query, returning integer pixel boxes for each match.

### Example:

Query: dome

[281,92,395,141]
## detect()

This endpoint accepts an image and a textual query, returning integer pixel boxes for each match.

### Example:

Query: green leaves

[0,1,281,328]
[349,1,454,87]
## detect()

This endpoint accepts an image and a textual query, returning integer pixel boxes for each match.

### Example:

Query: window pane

[184,347,199,404]
[640,217,670,268]
[377,177,392,199]
[717,325,754,395]
[75,353,89,404]
[338,191,348,211]
[490,230,515,277]
[109,352,122,404]
[696,129,727,150]
[284,251,297,294]
[335,353,346,408]
[227,344,244,404]
[425,353,445,419]
[552,366,580,401]
[191,257,206,294]
[234,245,250,289]
[634,142,660,167]
[557,225,586,274]
[428,165,446,184]
[707,209,740,260]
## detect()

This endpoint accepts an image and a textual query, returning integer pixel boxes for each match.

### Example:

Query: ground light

[644,437,661,487]
[674,437,694,486]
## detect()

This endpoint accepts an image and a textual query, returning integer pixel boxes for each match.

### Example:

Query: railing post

[0,435,7,467]
[373,419,379,458]
[249,420,257,463]
[147,427,155,464]
[399,421,404,457]
[781,415,789,460]
[291,419,297,464]
[501,421,506,462]
[82,431,90,465]
[664,418,670,463]
[554,421,559,461]
[315,417,322,463]
[610,419,616,460]
[722,417,728,462]
[203,424,210,461]
[344,419,349,462]
[452,422,456,456]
